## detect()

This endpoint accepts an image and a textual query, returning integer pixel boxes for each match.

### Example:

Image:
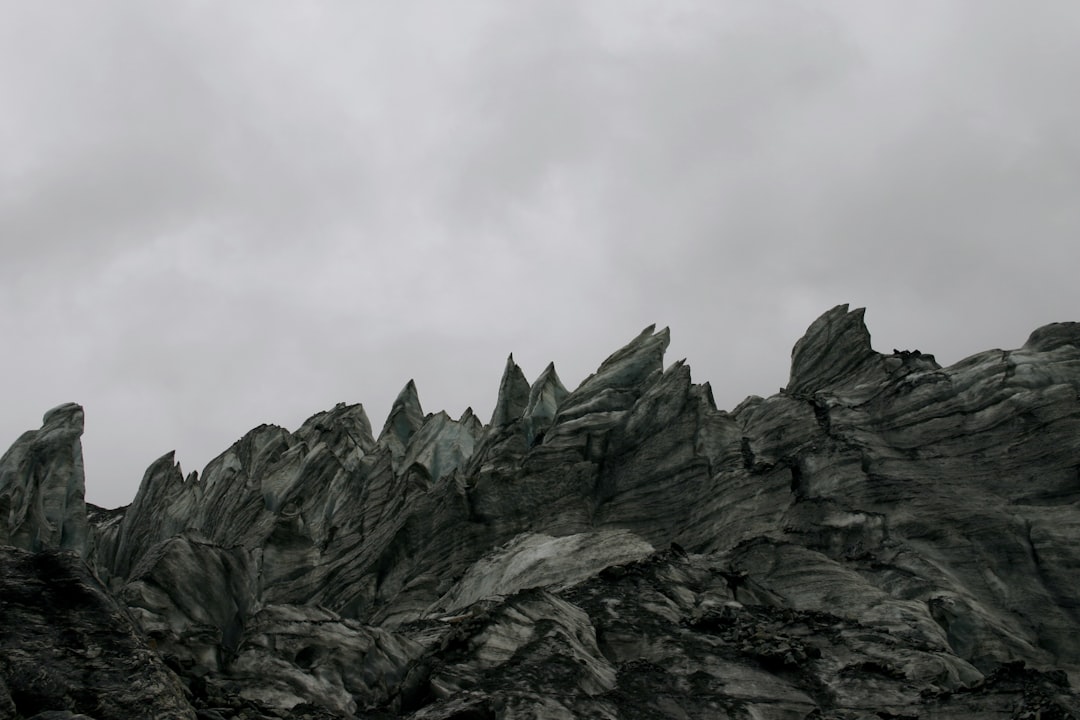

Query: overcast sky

[3,1,1079,508]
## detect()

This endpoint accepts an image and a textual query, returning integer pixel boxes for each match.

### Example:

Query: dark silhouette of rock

[3,306,1080,718]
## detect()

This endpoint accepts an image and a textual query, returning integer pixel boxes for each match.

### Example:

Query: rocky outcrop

[2,305,1080,718]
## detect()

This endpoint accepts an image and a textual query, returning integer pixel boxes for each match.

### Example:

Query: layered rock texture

[2,305,1079,719]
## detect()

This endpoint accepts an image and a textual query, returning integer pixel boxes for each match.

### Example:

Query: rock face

[2,305,1080,719]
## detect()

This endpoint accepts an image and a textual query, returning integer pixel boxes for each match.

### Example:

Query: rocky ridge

[1,305,1079,719]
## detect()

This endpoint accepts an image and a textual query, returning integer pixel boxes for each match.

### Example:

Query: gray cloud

[3,1,1079,507]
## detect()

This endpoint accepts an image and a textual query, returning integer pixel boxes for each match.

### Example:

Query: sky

[2,1,1079,508]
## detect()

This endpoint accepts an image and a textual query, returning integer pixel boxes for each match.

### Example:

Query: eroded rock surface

[2,305,1080,719]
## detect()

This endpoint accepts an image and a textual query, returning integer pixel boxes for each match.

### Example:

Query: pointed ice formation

[580,324,670,394]
[400,409,484,483]
[295,402,376,455]
[108,451,188,579]
[556,324,670,422]
[489,354,530,427]
[378,379,425,459]
[0,402,88,553]
[787,304,880,395]
[519,325,671,458]
[459,407,484,437]
[523,362,568,445]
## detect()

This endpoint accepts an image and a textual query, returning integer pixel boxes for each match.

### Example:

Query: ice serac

[541,324,670,455]
[105,450,190,580]
[399,409,482,483]
[558,323,670,419]
[787,303,882,395]
[522,361,568,445]
[378,379,426,461]
[4,306,1080,719]
[488,354,529,428]
[458,406,483,437]
[0,402,89,553]
[294,401,376,455]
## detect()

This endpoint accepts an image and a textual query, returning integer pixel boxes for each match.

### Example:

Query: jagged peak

[643,357,693,398]
[123,451,184,515]
[175,424,289,503]
[379,379,425,452]
[526,363,568,410]
[489,354,530,427]
[296,402,375,451]
[621,360,694,440]
[569,325,670,399]
[538,326,671,439]
[301,401,371,428]
[698,381,718,412]
[400,406,482,482]
[461,410,484,437]
[142,451,182,482]
[597,324,668,370]
[397,378,420,399]
[109,449,190,579]
[787,304,879,395]
[522,362,570,445]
